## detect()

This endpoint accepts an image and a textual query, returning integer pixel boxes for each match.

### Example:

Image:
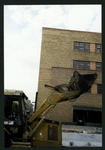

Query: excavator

[4,71,98,147]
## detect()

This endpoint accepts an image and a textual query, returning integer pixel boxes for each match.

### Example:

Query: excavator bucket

[45,71,98,94]
[74,71,98,94]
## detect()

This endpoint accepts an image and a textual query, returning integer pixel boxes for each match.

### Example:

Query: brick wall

[37,27,102,122]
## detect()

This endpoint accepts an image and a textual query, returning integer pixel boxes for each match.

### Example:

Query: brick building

[36,27,102,126]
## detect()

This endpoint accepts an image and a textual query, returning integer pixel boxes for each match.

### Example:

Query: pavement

[62,125,102,147]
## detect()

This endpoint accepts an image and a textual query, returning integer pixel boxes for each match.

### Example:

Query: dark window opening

[96,62,102,71]
[74,42,79,51]
[79,61,84,69]
[79,43,84,51]
[73,60,90,70]
[73,60,79,69]
[73,107,102,125]
[4,100,20,121]
[85,43,90,52]
[85,61,90,70]
[96,44,102,53]
[97,84,102,94]
[74,42,90,52]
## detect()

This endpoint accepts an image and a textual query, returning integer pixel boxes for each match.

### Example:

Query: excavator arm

[27,90,80,123]
[27,71,98,139]
[27,90,80,138]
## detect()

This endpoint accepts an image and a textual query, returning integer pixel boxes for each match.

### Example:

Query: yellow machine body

[31,120,62,147]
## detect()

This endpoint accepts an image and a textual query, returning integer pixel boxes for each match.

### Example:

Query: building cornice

[42,27,102,34]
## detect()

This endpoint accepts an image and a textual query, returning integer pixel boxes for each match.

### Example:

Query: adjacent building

[37,27,102,126]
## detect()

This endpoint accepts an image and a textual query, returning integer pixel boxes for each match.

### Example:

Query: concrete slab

[62,132,102,147]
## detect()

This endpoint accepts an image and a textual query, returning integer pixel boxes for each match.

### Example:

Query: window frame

[97,84,102,94]
[96,62,102,71]
[74,42,90,52]
[74,61,102,71]
[79,61,85,69]
[73,60,78,69]
[73,60,90,70]
[95,44,102,53]
[85,43,90,52]
[85,61,90,70]
[79,42,84,51]
[74,42,79,51]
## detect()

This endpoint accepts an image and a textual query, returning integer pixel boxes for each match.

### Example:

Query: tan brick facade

[37,27,102,123]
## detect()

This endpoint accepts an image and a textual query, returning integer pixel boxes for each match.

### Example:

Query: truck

[4,90,33,147]
[4,71,98,147]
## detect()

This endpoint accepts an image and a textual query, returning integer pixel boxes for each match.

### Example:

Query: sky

[4,5,102,104]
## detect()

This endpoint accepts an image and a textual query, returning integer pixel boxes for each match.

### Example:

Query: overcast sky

[4,5,102,103]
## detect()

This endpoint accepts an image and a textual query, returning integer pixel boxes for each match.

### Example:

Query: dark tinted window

[79,43,84,51]
[74,42,90,52]
[73,108,102,124]
[73,61,90,70]
[96,44,102,53]
[85,62,90,70]
[85,43,90,52]
[96,62,102,71]
[97,84,102,94]
[74,60,79,69]
[74,42,79,50]
[79,61,84,69]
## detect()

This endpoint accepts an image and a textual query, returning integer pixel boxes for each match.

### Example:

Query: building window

[79,61,84,69]
[74,42,90,52]
[73,61,90,70]
[85,43,90,52]
[74,42,79,51]
[79,43,84,51]
[96,44,102,53]
[74,60,79,69]
[96,62,102,71]
[73,106,102,125]
[85,62,90,70]
[97,84,102,94]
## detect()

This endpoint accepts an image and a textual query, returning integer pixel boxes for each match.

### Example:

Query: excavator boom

[27,71,98,140]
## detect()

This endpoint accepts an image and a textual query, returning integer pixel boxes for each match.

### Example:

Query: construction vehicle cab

[4,90,31,147]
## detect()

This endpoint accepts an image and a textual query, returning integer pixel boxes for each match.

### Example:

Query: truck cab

[4,90,32,147]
